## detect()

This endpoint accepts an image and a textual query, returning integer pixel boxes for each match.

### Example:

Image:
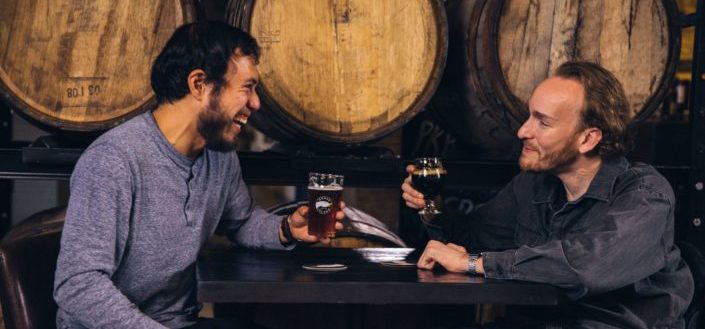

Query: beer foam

[308,185,343,191]
[412,168,447,175]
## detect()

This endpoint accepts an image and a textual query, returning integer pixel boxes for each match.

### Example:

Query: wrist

[467,254,479,274]
[467,253,484,275]
[476,255,484,274]
[280,215,296,246]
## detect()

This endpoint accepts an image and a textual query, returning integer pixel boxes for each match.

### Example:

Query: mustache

[522,141,539,151]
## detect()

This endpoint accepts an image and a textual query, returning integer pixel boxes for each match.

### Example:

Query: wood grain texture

[429,0,524,156]
[229,0,447,146]
[0,0,196,131]
[430,0,678,155]
[498,0,673,119]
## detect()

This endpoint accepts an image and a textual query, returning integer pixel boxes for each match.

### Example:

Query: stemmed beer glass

[411,157,447,216]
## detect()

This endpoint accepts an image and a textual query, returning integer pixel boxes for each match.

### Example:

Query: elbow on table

[560,271,622,300]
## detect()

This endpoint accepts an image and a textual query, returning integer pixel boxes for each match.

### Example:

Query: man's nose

[517,120,530,139]
[249,91,261,111]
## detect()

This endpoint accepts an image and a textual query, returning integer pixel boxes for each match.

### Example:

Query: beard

[197,93,238,152]
[519,133,580,173]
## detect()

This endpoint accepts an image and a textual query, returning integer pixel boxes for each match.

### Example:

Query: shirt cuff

[482,249,517,279]
[261,210,296,250]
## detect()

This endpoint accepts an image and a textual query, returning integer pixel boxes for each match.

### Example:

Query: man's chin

[518,156,534,171]
[519,158,546,173]
[519,164,538,172]
[205,138,238,152]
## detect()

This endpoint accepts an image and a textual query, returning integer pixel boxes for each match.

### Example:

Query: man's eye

[538,120,549,127]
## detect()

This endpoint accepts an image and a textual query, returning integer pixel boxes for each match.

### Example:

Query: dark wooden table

[197,247,563,305]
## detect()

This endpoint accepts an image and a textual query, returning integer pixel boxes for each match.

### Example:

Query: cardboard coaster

[302,263,348,272]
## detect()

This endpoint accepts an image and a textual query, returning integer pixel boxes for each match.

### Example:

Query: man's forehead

[534,77,583,97]
[528,77,584,115]
[227,55,259,80]
[229,54,257,66]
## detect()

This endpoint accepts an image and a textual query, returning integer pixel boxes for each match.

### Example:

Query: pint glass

[308,173,344,238]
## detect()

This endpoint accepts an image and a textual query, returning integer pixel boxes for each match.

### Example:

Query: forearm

[481,236,665,299]
[229,207,291,250]
[480,246,591,298]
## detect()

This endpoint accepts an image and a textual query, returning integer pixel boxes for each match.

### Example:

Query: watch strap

[280,215,296,246]
[467,254,480,274]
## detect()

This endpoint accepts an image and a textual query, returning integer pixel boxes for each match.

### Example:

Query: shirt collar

[581,155,629,201]
[143,111,195,168]
[532,156,629,204]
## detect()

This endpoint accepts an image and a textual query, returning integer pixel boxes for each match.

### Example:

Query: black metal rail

[687,0,705,251]
[1,103,13,235]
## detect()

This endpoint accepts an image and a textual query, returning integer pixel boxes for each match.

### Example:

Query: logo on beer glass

[314,196,333,214]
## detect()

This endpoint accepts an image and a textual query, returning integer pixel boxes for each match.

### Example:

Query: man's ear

[187,69,208,101]
[578,127,602,154]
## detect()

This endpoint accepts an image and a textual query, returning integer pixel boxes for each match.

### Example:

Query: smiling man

[53,21,343,329]
[402,61,693,328]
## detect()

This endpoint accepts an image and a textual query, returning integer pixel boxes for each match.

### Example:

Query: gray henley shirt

[54,112,287,329]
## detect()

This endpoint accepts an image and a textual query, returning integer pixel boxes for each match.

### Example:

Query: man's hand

[417,240,477,273]
[280,201,346,245]
[402,164,425,209]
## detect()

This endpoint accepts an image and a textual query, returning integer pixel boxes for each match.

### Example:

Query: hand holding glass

[411,157,446,216]
[308,172,344,238]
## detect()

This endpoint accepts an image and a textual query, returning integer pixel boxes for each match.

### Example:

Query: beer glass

[411,157,446,215]
[308,172,344,238]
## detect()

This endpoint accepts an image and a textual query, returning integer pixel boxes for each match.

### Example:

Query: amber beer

[308,173,344,238]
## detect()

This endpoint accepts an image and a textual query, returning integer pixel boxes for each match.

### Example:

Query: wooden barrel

[227,0,447,147]
[430,0,681,153]
[0,0,197,132]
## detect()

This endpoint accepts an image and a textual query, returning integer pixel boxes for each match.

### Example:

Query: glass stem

[424,199,434,212]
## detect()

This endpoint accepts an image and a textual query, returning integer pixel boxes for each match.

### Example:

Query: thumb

[291,205,309,225]
[406,164,417,174]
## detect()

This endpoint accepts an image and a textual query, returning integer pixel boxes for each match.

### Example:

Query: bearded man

[53,21,344,329]
[401,61,693,328]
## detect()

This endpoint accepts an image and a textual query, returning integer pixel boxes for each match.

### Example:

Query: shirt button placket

[185,168,196,226]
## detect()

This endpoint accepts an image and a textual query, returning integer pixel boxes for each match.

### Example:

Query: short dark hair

[554,61,633,157]
[150,21,260,104]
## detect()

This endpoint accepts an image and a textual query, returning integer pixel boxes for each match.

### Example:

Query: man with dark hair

[53,21,343,329]
[402,61,693,328]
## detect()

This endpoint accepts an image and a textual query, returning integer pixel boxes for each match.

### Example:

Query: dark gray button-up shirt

[432,156,693,328]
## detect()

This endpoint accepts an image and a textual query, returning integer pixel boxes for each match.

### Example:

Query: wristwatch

[467,254,480,274]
